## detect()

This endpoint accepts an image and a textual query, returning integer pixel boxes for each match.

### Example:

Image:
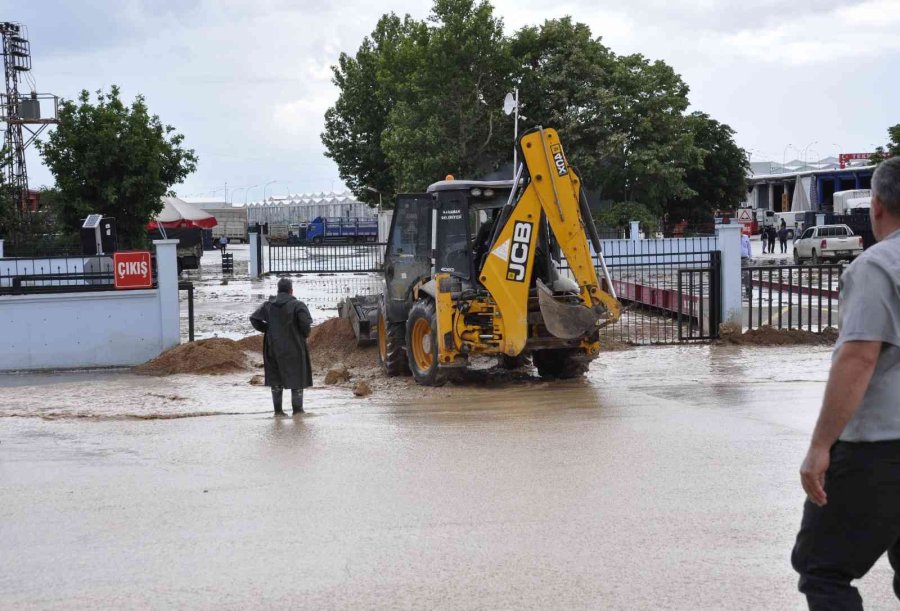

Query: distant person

[778,225,789,254]
[767,225,777,255]
[792,157,900,609]
[250,277,313,416]
[741,229,752,298]
[219,235,228,253]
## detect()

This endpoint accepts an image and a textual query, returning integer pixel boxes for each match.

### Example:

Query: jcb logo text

[551,143,567,176]
[506,221,533,282]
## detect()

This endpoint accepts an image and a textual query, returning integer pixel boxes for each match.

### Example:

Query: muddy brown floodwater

[1,342,897,608]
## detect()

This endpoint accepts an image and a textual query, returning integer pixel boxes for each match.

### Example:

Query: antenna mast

[0,22,58,213]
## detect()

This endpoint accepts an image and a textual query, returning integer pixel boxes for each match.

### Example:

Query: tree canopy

[322,0,747,221]
[38,86,197,248]
[870,124,900,166]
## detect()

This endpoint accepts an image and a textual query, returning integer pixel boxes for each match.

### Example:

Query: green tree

[382,0,515,192]
[510,18,701,212]
[870,124,900,165]
[666,112,748,223]
[322,14,425,204]
[597,201,658,236]
[38,86,197,248]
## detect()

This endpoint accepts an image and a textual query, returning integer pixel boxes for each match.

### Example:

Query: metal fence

[560,237,721,344]
[0,255,157,295]
[268,242,386,274]
[744,264,843,332]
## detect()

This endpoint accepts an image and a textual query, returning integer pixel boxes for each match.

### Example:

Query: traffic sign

[737,209,752,221]
[113,251,153,289]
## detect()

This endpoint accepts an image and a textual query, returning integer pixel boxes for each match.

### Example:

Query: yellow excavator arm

[480,128,621,355]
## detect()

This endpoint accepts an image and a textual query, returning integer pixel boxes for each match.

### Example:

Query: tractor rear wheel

[406,299,447,386]
[377,306,409,376]
[532,348,589,379]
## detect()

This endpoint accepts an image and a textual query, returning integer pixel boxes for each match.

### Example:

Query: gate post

[153,239,181,350]
[249,224,262,278]
[629,220,641,240]
[715,224,742,328]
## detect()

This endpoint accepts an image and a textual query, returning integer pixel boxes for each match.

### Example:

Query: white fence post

[816,213,826,226]
[249,229,261,279]
[378,211,393,243]
[153,239,181,349]
[0,239,4,258]
[629,220,641,240]
[715,224,742,327]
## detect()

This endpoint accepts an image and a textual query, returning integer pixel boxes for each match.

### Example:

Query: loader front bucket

[536,279,606,339]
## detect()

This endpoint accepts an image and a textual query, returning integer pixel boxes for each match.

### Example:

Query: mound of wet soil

[153,318,378,377]
[719,324,838,346]
[307,317,378,370]
[135,338,249,376]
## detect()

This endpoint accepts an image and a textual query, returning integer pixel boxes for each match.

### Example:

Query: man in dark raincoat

[250,277,313,416]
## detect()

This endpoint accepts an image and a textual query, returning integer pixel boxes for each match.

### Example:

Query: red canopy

[148,197,218,230]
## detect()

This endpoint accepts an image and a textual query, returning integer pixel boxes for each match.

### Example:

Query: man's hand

[800,445,830,507]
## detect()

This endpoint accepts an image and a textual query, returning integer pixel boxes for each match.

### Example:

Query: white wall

[0,240,181,371]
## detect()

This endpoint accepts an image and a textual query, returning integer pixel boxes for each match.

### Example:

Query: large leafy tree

[322,14,425,204]
[667,112,749,223]
[323,1,743,218]
[324,0,514,196]
[38,86,197,248]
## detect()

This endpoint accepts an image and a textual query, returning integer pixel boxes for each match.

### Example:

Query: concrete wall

[0,240,181,371]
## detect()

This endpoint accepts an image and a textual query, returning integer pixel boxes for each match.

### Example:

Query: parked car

[793,224,863,264]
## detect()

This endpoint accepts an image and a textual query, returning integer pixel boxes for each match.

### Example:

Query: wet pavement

[2,344,897,608]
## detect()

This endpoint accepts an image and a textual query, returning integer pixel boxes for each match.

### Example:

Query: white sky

[11,0,900,201]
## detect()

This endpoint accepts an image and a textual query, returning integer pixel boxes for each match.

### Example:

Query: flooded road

[1,344,895,608]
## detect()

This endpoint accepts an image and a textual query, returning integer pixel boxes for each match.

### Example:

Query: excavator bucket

[536,279,607,339]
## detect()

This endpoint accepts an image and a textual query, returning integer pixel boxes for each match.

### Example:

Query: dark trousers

[780,238,788,253]
[792,440,900,610]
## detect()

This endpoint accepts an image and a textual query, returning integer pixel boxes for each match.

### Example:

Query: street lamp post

[230,186,249,205]
[782,144,794,173]
[262,180,277,203]
[245,185,260,206]
[802,141,818,167]
[365,186,383,214]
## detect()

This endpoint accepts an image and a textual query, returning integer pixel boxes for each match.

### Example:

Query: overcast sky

[10,0,899,202]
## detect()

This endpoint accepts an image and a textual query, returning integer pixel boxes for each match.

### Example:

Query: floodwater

[2,343,897,608]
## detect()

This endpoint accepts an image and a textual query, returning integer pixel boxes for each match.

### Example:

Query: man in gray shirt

[792,157,900,609]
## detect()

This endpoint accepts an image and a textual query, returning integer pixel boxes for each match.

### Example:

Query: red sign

[838,153,874,169]
[113,251,153,289]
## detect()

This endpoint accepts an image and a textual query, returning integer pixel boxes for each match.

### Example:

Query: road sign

[737,209,752,221]
[113,251,153,289]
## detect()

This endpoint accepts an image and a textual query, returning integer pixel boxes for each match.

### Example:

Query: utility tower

[0,22,58,212]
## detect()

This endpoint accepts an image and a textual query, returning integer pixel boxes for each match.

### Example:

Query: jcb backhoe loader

[377,127,621,385]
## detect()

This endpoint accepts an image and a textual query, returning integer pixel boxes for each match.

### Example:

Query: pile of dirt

[237,319,378,370]
[135,338,250,376]
[236,334,263,353]
[307,317,378,370]
[719,324,838,346]
[324,366,351,385]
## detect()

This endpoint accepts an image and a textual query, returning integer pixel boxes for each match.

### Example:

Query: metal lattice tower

[0,22,29,208]
[0,22,57,212]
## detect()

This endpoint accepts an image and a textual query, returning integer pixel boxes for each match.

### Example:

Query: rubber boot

[291,389,304,415]
[272,387,286,416]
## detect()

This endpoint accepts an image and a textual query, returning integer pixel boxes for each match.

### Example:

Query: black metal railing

[179,281,195,341]
[268,242,386,274]
[744,264,843,332]
[0,254,159,295]
[559,237,721,344]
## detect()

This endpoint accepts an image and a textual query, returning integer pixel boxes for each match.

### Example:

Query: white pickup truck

[793,224,864,264]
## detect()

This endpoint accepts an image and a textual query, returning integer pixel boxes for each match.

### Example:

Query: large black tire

[405,299,447,386]
[378,307,409,376]
[532,348,589,380]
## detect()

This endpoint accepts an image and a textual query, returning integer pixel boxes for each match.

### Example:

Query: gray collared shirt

[837,228,900,442]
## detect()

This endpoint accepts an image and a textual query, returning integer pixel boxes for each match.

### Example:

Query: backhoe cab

[377,127,620,385]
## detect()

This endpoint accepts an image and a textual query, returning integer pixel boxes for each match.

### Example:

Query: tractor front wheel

[377,305,409,377]
[406,299,447,386]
